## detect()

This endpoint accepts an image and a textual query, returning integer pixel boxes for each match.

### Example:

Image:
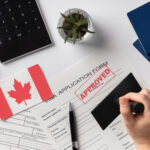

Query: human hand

[119,89,150,150]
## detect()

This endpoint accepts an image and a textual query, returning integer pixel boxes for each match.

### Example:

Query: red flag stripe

[28,64,53,101]
[0,88,13,120]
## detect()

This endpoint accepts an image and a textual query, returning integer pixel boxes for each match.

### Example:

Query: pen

[69,103,79,150]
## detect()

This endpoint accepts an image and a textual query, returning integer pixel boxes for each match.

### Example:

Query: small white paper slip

[0,64,53,120]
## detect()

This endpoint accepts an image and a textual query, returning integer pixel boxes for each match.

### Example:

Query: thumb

[119,97,134,127]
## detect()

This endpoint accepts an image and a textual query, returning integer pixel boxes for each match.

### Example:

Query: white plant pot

[58,8,94,43]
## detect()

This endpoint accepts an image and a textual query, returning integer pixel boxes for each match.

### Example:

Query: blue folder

[127,2,150,56]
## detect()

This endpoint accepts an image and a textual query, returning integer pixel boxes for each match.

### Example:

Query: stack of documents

[127,2,150,62]
[0,47,147,150]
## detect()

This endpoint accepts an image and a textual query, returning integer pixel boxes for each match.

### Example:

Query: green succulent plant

[58,11,95,44]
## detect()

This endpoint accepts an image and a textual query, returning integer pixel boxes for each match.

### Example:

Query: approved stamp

[74,65,116,104]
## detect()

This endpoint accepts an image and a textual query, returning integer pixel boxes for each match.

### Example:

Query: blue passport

[127,2,150,56]
[133,40,150,62]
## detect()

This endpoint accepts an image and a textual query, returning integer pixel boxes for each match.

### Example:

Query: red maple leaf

[8,79,32,105]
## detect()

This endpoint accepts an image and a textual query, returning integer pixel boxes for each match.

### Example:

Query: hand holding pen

[119,89,150,150]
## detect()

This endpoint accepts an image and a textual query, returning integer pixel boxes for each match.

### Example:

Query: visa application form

[33,48,146,150]
[0,109,59,150]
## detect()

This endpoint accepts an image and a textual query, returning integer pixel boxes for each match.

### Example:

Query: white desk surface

[0,0,150,88]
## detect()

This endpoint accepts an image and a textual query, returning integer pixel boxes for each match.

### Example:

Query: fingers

[119,97,134,126]
[140,88,150,99]
[121,92,150,112]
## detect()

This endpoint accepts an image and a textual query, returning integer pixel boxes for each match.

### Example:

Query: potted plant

[58,8,95,44]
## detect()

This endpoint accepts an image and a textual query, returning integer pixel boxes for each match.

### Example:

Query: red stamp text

[74,65,116,104]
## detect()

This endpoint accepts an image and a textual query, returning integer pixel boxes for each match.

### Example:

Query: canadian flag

[0,64,53,120]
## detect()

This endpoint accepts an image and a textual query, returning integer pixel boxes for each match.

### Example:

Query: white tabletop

[0,0,150,88]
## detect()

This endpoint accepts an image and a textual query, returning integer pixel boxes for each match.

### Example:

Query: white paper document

[0,109,58,150]
[33,49,146,150]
